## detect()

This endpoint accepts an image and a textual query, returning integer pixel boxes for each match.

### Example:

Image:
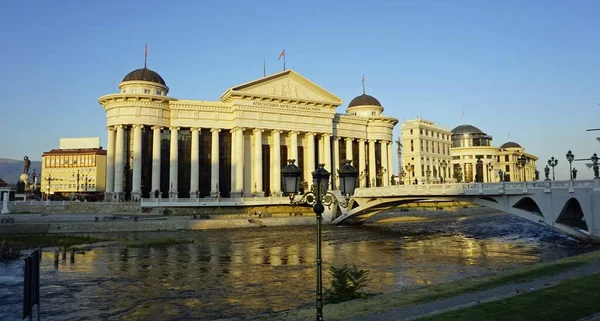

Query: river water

[0,213,595,320]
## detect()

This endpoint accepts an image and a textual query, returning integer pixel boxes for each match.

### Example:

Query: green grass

[417,272,600,321]
[268,250,600,320]
[0,234,104,250]
[128,238,194,248]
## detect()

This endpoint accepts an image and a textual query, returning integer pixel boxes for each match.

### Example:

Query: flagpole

[144,43,148,69]
[283,53,286,71]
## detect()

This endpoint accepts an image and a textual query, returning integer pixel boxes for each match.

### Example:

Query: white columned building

[99,67,397,201]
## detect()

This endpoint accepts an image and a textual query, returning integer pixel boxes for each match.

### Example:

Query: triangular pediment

[221,70,343,106]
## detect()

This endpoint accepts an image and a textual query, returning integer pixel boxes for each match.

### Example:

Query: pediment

[221,70,343,106]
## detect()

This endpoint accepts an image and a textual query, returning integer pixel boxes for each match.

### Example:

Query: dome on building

[122,68,166,85]
[348,94,381,107]
[500,141,522,149]
[451,124,484,135]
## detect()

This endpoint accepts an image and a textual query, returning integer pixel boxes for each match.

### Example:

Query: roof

[348,94,382,108]
[451,124,484,135]
[0,178,6,187]
[122,68,166,85]
[500,141,522,149]
[43,148,107,156]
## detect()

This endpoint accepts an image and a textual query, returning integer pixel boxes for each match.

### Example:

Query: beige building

[450,125,538,182]
[400,119,452,184]
[99,66,397,201]
[41,137,107,200]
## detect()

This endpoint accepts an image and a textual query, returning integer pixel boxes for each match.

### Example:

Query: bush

[0,240,21,260]
[324,264,370,304]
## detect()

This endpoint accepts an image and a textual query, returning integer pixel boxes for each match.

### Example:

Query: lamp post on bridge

[440,160,448,183]
[282,159,358,321]
[405,163,414,185]
[517,154,529,182]
[566,150,575,180]
[591,153,599,178]
[548,157,558,181]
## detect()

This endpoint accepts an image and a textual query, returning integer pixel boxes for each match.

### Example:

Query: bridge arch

[512,197,543,217]
[556,198,588,231]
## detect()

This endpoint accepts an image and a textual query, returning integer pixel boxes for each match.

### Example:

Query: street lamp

[566,150,575,180]
[547,157,558,181]
[405,163,414,185]
[72,169,81,200]
[376,167,386,187]
[282,159,358,321]
[517,155,528,182]
[591,153,599,178]
[485,162,494,183]
[440,160,448,183]
[45,174,55,201]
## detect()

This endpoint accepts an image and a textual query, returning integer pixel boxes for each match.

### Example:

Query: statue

[23,155,31,174]
[594,164,599,178]
[544,165,550,180]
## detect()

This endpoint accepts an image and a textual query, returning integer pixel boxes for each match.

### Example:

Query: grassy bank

[1,234,105,250]
[269,250,600,320]
[417,272,600,321]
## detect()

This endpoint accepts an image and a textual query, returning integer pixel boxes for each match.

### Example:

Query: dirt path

[348,263,600,321]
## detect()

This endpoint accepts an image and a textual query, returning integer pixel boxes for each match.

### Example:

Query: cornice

[98,93,175,106]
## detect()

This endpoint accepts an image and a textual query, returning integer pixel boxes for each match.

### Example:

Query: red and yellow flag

[278,49,285,61]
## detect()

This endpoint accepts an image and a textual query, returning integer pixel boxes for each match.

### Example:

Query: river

[0,212,595,320]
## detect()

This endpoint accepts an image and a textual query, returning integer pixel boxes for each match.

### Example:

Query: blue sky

[1,0,599,180]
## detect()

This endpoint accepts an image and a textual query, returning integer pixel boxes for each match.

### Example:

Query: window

[131,89,137,93]
[371,112,376,116]
[410,129,413,135]
[410,139,414,152]
[505,165,510,172]
[121,89,126,93]
[144,89,151,94]
[420,129,423,135]
[505,155,509,161]
[156,90,162,95]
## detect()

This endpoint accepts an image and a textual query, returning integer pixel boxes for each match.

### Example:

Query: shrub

[324,264,370,304]
[0,240,21,260]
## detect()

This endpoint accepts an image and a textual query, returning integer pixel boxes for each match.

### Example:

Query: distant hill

[0,158,42,184]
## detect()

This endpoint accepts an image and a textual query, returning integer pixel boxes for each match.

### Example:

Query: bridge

[332,179,600,243]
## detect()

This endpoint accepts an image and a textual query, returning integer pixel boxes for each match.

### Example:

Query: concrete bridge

[333,179,600,243]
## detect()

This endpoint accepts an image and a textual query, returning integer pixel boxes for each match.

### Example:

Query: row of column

[105,125,393,200]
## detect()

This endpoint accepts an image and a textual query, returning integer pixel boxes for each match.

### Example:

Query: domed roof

[122,68,166,85]
[501,141,522,149]
[348,94,382,108]
[451,124,484,135]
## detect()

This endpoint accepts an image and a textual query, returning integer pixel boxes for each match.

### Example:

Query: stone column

[381,141,389,187]
[306,132,316,183]
[323,134,331,187]
[230,129,237,196]
[234,128,245,197]
[368,140,376,187]
[131,124,143,200]
[169,127,179,198]
[388,141,394,185]
[190,128,200,199]
[151,126,162,198]
[113,125,125,200]
[345,138,353,161]
[358,139,366,187]
[253,129,264,196]
[105,126,115,200]
[290,131,298,161]
[333,137,340,189]
[271,130,282,196]
[210,128,220,197]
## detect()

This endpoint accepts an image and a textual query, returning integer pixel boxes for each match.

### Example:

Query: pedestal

[1,192,10,214]
[112,192,125,201]
[131,192,141,202]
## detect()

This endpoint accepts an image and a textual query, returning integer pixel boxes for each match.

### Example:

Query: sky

[1,0,599,180]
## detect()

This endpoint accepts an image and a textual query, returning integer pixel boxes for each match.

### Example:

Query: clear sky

[1,0,599,180]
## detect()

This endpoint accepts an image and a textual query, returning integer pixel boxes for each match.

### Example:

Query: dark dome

[348,94,382,107]
[122,68,166,85]
[501,141,522,149]
[451,124,484,135]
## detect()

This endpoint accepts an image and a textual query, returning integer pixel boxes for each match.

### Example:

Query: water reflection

[0,213,593,321]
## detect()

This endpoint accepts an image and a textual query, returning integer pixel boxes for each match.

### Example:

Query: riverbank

[260,250,600,321]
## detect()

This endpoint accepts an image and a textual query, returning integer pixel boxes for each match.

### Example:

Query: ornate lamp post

[45,174,55,201]
[282,159,358,321]
[404,163,414,185]
[566,150,575,180]
[547,157,558,181]
[439,160,448,183]
[591,153,599,178]
[485,162,494,183]
[72,169,81,200]
[517,155,528,182]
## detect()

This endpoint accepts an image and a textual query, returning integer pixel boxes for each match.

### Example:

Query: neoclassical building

[99,67,397,201]
[450,125,538,182]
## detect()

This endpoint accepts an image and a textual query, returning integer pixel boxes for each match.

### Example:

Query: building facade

[99,67,397,201]
[400,119,452,184]
[450,125,538,182]
[41,137,107,200]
